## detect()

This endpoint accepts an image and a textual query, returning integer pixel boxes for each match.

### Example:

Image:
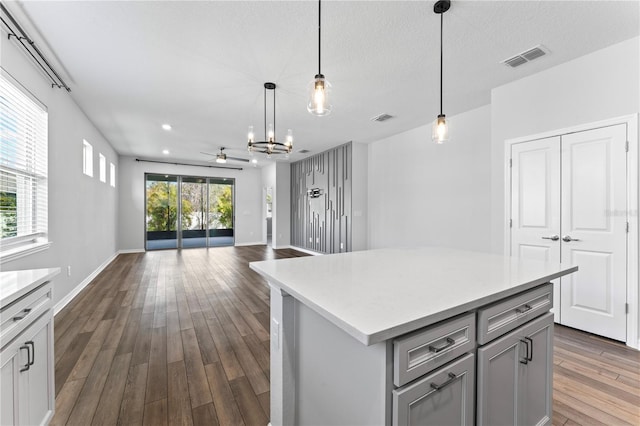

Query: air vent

[502,45,548,68]
[298,149,311,154]
[371,113,394,122]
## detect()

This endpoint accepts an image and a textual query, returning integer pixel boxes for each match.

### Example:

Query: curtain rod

[135,158,244,171]
[0,3,71,91]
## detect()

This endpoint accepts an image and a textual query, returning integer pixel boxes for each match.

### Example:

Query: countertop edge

[251,263,577,346]
[0,268,61,308]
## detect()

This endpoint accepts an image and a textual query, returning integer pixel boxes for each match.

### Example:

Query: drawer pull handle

[429,337,455,353]
[515,304,532,314]
[26,341,35,366]
[430,372,458,391]
[19,345,30,372]
[13,314,26,322]
[520,337,534,364]
[525,336,533,362]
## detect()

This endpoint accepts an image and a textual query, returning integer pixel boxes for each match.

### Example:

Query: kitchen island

[250,247,577,425]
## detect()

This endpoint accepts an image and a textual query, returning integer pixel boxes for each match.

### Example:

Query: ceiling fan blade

[200,151,218,156]
[227,156,250,163]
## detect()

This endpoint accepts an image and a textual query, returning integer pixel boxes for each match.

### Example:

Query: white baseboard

[119,248,145,254]
[53,252,119,315]
[235,241,266,247]
[283,245,324,256]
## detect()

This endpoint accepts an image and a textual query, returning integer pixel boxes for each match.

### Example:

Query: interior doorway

[145,174,235,250]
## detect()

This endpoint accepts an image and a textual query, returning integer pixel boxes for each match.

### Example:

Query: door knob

[541,235,559,241]
[562,235,580,242]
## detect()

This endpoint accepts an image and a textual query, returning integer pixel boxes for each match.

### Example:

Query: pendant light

[247,82,293,156]
[432,0,451,144]
[308,0,332,116]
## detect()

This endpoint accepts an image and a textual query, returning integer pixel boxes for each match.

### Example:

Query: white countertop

[0,268,60,307]
[250,247,577,345]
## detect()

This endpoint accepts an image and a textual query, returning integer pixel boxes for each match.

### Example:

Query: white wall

[368,105,492,252]
[1,32,119,309]
[261,163,276,244]
[352,142,368,251]
[274,163,291,248]
[117,157,263,250]
[490,36,640,254]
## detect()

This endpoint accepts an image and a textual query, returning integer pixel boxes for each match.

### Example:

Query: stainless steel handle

[516,304,532,314]
[519,339,529,365]
[525,337,533,362]
[19,345,30,372]
[429,337,455,353]
[562,235,580,242]
[541,235,559,241]
[26,341,35,366]
[430,372,459,391]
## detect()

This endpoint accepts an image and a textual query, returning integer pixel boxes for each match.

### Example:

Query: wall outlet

[340,242,344,250]
[309,237,312,242]
[67,265,71,276]
[316,238,320,243]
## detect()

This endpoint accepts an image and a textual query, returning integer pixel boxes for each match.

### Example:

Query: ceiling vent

[371,113,394,122]
[502,45,548,68]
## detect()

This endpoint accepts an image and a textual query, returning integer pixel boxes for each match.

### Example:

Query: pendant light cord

[439,12,443,115]
[318,0,322,75]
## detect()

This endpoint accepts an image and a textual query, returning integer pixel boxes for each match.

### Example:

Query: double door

[510,124,628,341]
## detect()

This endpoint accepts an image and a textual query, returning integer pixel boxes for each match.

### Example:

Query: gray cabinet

[393,353,475,426]
[0,277,55,426]
[477,312,554,426]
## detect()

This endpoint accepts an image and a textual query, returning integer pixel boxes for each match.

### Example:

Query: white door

[511,136,562,320]
[560,124,628,341]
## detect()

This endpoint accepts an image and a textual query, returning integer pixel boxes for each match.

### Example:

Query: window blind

[0,72,48,248]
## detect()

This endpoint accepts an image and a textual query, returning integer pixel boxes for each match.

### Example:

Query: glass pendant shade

[432,114,449,144]
[247,126,255,143]
[285,129,293,148]
[307,74,332,116]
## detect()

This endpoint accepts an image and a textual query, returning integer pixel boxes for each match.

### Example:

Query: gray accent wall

[291,143,352,254]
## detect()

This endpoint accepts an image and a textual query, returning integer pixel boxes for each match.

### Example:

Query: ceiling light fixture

[162,149,170,155]
[432,0,451,144]
[216,147,227,163]
[247,82,293,156]
[307,0,332,116]
[161,123,172,131]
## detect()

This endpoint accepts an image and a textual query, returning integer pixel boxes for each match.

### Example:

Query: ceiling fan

[201,147,250,164]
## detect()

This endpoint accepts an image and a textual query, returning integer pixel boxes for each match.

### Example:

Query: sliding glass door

[145,174,179,250]
[181,177,207,248]
[145,174,234,250]
[208,179,234,247]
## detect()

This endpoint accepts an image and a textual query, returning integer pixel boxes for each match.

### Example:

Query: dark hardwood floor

[51,246,639,425]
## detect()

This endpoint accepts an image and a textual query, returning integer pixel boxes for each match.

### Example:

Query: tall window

[99,153,106,182]
[110,162,116,187]
[83,139,93,177]
[0,72,48,257]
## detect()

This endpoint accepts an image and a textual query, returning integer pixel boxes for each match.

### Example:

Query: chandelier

[247,82,293,156]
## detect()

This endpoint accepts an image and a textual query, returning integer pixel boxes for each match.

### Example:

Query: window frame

[0,69,51,263]
[99,153,106,183]
[83,139,93,177]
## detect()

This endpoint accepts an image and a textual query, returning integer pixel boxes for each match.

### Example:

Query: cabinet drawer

[0,282,52,348]
[477,283,552,345]
[392,352,475,426]
[393,312,475,387]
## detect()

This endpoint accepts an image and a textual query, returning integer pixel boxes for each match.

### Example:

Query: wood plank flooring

[51,246,640,425]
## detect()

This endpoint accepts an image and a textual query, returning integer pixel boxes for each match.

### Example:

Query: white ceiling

[7,0,639,166]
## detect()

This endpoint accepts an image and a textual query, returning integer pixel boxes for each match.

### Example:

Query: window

[0,72,49,260]
[83,139,93,177]
[99,153,106,183]
[110,163,116,187]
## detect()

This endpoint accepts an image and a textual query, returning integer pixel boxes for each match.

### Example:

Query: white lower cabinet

[477,312,554,426]
[393,353,475,425]
[0,309,55,426]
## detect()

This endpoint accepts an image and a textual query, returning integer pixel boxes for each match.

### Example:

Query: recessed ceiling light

[162,149,170,155]
[162,124,172,131]
[251,158,258,164]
